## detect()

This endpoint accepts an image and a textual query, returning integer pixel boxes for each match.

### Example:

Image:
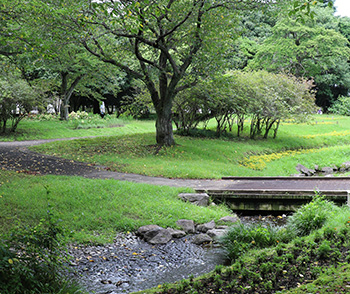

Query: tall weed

[0,188,83,294]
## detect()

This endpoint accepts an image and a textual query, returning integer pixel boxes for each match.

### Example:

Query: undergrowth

[0,187,84,294]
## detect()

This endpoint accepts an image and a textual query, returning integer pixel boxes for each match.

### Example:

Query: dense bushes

[329,95,350,116]
[173,70,316,138]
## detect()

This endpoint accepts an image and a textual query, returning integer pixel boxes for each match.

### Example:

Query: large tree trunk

[155,102,175,146]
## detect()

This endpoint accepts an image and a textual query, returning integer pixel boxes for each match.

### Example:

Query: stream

[68,233,226,294]
[68,215,287,294]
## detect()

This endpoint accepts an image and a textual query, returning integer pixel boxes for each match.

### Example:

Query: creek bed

[68,215,287,294]
[68,233,226,294]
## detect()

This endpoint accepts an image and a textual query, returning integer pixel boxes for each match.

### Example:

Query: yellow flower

[8,259,13,264]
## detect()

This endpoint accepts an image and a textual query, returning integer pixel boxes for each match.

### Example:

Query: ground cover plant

[0,197,85,294]
[29,114,350,178]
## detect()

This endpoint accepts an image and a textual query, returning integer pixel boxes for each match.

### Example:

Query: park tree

[1,0,126,120]
[0,68,40,133]
[248,5,350,110]
[69,0,320,146]
[77,0,241,146]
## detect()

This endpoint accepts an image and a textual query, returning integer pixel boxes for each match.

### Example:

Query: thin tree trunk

[60,72,84,120]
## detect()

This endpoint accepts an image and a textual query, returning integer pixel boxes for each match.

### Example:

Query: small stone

[219,215,239,224]
[192,234,213,245]
[296,164,315,176]
[176,219,195,234]
[196,220,216,233]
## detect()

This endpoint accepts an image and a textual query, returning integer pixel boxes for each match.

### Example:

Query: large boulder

[219,215,239,224]
[137,225,162,238]
[321,166,335,175]
[147,229,172,245]
[192,234,213,245]
[178,193,210,206]
[166,228,186,238]
[207,229,227,239]
[341,162,350,170]
[176,219,196,234]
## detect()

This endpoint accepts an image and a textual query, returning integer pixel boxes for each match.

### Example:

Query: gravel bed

[67,233,226,294]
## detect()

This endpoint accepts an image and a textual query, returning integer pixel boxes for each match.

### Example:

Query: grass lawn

[0,171,230,244]
[27,114,350,178]
[0,115,155,141]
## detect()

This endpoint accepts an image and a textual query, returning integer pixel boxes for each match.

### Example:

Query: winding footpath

[1,138,350,192]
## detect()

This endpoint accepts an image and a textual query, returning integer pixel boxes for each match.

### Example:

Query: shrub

[220,222,281,262]
[329,95,350,116]
[286,195,339,237]
[0,74,41,133]
[317,240,332,259]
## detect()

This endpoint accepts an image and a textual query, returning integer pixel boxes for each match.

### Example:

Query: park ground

[2,114,350,293]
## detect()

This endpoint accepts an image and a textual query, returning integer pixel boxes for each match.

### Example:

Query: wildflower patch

[302,130,350,139]
[240,148,329,170]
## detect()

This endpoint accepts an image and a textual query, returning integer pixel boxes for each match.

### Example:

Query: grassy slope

[0,171,230,243]
[29,115,350,178]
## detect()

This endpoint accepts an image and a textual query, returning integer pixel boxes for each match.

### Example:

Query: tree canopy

[1,0,346,143]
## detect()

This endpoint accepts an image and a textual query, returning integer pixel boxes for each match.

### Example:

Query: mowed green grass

[0,171,230,243]
[30,115,350,178]
[0,116,155,141]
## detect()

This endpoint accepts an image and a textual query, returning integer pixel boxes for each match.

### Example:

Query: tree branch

[81,38,143,79]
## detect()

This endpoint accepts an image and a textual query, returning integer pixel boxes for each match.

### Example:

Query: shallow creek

[68,215,287,294]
